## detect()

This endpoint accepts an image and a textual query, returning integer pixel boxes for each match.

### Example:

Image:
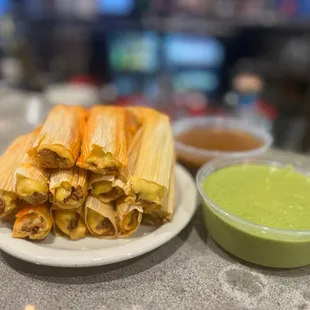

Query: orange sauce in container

[177,127,264,152]
[176,127,264,172]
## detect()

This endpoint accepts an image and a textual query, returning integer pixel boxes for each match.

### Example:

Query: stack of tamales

[0,105,175,241]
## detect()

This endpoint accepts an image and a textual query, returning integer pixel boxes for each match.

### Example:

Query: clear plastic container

[196,156,310,268]
[173,117,273,168]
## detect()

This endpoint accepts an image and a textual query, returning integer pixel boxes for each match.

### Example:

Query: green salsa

[203,164,310,230]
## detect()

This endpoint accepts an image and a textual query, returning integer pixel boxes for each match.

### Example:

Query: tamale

[89,173,129,203]
[124,112,174,205]
[84,195,118,238]
[77,106,127,174]
[116,196,143,237]
[125,107,143,148]
[12,204,52,240]
[143,163,175,225]
[29,105,87,168]
[15,151,49,205]
[0,133,36,220]
[51,205,87,240]
[127,106,163,123]
[49,166,88,209]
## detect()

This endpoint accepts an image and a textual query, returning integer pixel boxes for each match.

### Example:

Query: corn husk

[0,133,36,220]
[77,106,127,174]
[12,203,52,240]
[89,173,129,203]
[127,106,164,123]
[49,166,88,210]
[14,151,49,205]
[116,196,143,237]
[125,107,143,148]
[84,195,118,238]
[51,205,87,240]
[124,111,174,205]
[143,162,175,225]
[29,105,87,168]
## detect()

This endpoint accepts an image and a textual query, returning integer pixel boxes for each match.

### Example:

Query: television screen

[97,0,134,15]
[172,70,219,92]
[0,0,9,16]
[164,34,224,67]
[108,32,159,72]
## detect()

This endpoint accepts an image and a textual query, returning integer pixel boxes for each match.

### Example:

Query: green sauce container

[196,157,310,268]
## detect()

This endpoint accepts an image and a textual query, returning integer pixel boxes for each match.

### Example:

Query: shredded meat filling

[37,149,67,167]
[28,192,47,204]
[96,218,115,235]
[0,199,5,216]
[63,186,84,203]
[68,213,80,231]
[22,216,44,234]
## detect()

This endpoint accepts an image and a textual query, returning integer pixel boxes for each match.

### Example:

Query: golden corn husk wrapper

[124,110,174,205]
[143,162,175,226]
[89,173,129,203]
[125,107,143,149]
[0,133,36,220]
[51,205,87,240]
[77,106,127,174]
[84,195,118,238]
[15,151,49,205]
[49,166,88,210]
[29,105,87,169]
[12,203,52,240]
[127,106,164,124]
[116,196,143,237]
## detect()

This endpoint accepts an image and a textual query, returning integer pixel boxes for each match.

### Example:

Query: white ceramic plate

[0,164,197,267]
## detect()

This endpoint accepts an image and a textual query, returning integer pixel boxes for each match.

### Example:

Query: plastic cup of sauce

[197,156,310,268]
[173,117,272,172]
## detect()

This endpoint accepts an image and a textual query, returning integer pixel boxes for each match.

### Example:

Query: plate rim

[0,163,197,267]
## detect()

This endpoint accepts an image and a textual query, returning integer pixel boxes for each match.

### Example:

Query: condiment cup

[196,156,310,268]
[173,117,273,168]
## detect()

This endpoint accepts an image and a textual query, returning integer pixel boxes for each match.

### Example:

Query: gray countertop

[0,99,310,310]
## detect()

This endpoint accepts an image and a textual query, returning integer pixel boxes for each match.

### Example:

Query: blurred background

[1,0,310,152]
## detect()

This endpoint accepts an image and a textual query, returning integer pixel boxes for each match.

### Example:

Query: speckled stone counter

[0,98,309,310]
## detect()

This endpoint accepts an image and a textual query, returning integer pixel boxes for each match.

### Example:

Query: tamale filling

[122,209,139,232]
[25,192,47,204]
[131,179,166,205]
[93,186,123,200]
[54,210,87,240]
[68,213,80,231]
[95,218,115,236]
[92,181,113,194]
[87,164,119,174]
[37,149,68,167]
[101,187,123,199]
[63,186,84,203]
[22,215,44,234]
